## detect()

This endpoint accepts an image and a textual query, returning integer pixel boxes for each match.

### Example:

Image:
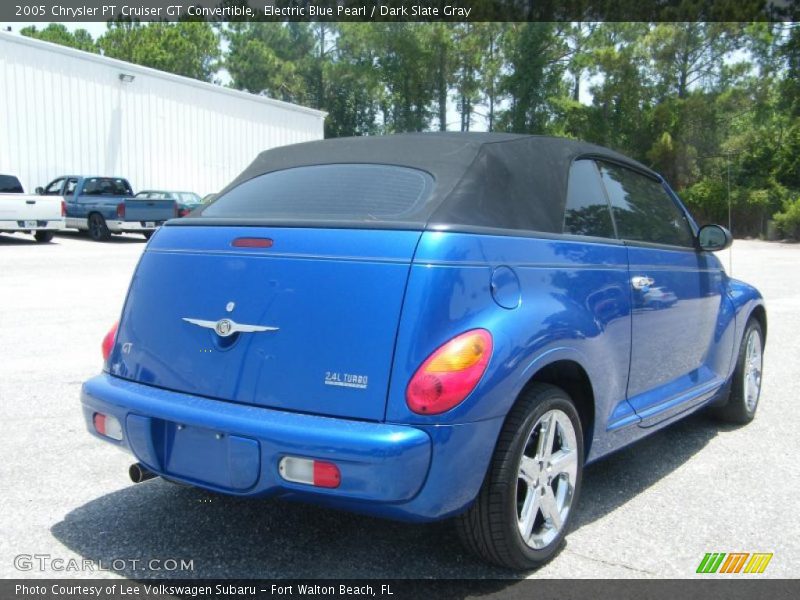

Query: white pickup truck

[0,174,65,243]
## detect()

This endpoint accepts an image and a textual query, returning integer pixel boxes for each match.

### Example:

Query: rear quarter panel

[386,231,634,460]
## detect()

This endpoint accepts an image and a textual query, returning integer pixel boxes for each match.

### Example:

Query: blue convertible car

[82,134,766,569]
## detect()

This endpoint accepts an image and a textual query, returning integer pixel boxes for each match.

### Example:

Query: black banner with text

[3,0,798,23]
[3,579,800,600]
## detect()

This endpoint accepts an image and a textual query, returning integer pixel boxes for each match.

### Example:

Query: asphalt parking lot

[0,232,797,579]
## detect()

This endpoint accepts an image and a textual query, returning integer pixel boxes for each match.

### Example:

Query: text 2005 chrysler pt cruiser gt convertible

[82,133,766,569]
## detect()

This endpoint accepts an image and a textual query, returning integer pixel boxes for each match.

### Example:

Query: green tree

[778,23,800,116]
[476,23,506,132]
[565,22,598,102]
[20,23,97,53]
[428,23,456,131]
[497,23,571,134]
[98,19,220,82]
[580,23,653,154]
[643,23,745,100]
[323,24,383,137]
[372,23,436,132]
[224,22,335,108]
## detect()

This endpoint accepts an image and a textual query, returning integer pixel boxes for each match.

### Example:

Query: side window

[563,160,615,238]
[597,162,694,247]
[44,178,65,195]
[64,178,78,195]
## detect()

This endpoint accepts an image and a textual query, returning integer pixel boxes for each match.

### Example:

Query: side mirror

[35,187,44,195]
[697,224,733,252]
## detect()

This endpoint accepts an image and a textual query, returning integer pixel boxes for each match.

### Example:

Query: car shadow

[54,231,147,244]
[50,482,505,579]
[570,411,733,532]
[50,412,730,580]
[0,234,52,245]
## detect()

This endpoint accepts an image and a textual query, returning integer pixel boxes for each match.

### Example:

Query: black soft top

[185,133,659,234]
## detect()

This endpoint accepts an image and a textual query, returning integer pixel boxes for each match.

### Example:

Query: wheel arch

[87,210,107,226]
[517,358,596,459]
[749,303,767,343]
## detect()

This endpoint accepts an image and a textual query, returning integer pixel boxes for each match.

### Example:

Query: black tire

[711,319,764,424]
[455,383,584,570]
[34,230,54,243]
[88,213,111,241]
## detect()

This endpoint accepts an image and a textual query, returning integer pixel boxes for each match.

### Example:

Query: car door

[60,178,80,222]
[562,160,638,433]
[78,178,109,219]
[596,161,728,426]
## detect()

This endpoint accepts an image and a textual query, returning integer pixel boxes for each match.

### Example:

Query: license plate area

[144,221,156,228]
[24,220,37,228]
[126,415,260,491]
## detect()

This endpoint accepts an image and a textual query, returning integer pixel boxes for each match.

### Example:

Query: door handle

[631,276,655,290]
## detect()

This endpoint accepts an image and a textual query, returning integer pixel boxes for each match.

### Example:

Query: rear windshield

[200,164,434,221]
[0,175,24,193]
[82,178,133,196]
[177,192,202,205]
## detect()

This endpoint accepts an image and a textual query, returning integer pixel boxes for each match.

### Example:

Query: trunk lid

[109,225,421,421]
[123,198,175,221]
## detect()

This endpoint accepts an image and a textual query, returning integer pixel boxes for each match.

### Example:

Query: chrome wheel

[515,409,578,549]
[743,329,763,412]
[456,384,583,569]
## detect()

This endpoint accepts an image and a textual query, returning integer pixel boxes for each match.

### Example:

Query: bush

[773,197,800,239]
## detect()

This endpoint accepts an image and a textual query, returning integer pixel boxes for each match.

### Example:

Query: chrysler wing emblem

[182,317,279,338]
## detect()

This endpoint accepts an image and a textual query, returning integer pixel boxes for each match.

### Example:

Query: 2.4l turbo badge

[324,371,369,390]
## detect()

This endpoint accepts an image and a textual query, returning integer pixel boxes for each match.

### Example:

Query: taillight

[116,202,125,219]
[406,329,493,415]
[178,208,189,218]
[60,200,66,217]
[101,321,119,362]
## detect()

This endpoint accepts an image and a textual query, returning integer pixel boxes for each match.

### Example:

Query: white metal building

[0,32,326,195]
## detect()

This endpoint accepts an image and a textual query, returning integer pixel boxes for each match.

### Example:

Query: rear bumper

[107,220,164,233]
[82,374,501,521]
[0,219,65,231]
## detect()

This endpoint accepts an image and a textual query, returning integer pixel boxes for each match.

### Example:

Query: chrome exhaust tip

[129,462,157,483]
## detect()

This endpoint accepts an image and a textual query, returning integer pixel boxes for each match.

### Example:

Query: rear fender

[718,277,766,388]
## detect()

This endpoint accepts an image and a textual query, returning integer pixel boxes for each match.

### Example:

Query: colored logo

[696,552,773,574]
